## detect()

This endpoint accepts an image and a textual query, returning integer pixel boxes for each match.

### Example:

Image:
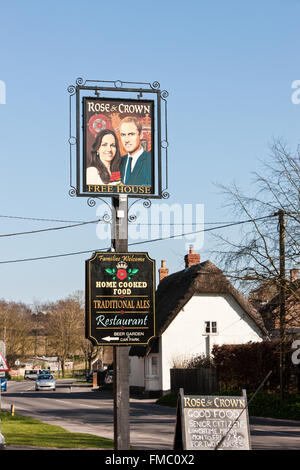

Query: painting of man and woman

[85,103,153,190]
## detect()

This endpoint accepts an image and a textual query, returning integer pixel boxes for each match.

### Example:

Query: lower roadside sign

[174,389,251,450]
[85,251,155,346]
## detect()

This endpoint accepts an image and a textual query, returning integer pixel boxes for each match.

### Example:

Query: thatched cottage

[129,247,268,395]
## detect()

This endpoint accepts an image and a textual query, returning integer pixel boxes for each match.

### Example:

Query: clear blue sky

[0,0,300,304]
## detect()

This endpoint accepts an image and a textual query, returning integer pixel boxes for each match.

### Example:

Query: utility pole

[111,195,130,450]
[278,209,286,404]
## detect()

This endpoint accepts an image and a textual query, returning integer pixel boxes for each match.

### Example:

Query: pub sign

[86,251,155,346]
[67,78,169,200]
[83,97,155,196]
[174,389,251,451]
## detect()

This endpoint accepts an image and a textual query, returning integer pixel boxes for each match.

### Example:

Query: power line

[0,213,277,226]
[0,219,106,238]
[0,214,85,223]
[0,248,101,264]
[0,213,276,265]
[0,213,274,238]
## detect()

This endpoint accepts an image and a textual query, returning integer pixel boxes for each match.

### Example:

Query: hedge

[212,340,299,393]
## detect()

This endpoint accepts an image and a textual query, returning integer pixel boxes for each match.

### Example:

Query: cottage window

[146,355,159,377]
[205,321,217,334]
[151,356,158,376]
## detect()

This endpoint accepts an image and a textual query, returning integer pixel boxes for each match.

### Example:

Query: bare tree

[47,294,85,377]
[212,139,300,299]
[212,139,300,401]
[81,340,103,372]
[0,300,33,366]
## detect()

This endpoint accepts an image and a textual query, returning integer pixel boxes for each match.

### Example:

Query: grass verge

[0,411,114,449]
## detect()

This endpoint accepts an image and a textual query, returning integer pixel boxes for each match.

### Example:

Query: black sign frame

[68,78,169,201]
[85,251,156,347]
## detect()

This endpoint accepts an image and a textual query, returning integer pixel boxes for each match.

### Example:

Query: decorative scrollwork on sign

[160,90,169,99]
[87,198,96,207]
[114,80,123,88]
[76,77,85,86]
[86,197,113,224]
[68,136,77,146]
[128,214,137,223]
[151,81,160,90]
[162,191,170,200]
[128,199,140,223]
[128,197,152,223]
[103,212,112,223]
[69,187,77,197]
[67,85,76,95]
[143,199,152,208]
[161,140,169,149]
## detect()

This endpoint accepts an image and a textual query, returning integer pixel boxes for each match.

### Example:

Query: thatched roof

[130,260,268,357]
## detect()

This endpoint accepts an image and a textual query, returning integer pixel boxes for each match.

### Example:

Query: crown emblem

[116,261,128,270]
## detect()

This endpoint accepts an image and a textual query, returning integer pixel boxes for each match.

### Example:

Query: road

[1,379,300,450]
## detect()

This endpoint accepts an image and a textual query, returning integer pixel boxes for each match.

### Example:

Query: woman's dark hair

[89,129,121,184]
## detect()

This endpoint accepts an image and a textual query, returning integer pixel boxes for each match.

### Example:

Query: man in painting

[119,116,152,186]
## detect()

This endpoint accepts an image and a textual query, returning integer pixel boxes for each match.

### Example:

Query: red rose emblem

[116,269,127,280]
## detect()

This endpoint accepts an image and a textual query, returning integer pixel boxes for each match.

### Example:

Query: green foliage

[127,268,138,280]
[247,393,300,420]
[156,392,178,407]
[130,269,139,274]
[212,340,298,392]
[105,268,116,275]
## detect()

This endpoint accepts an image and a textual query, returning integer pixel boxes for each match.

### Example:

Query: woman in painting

[86,129,122,185]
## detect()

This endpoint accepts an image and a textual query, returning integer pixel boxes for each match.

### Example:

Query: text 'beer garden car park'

[86,252,155,346]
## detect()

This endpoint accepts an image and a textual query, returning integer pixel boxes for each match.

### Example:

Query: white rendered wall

[129,356,145,388]
[160,294,264,392]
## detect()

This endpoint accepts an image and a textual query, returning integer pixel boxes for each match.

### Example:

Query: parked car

[86,370,98,383]
[35,374,56,391]
[24,369,42,380]
[0,378,7,392]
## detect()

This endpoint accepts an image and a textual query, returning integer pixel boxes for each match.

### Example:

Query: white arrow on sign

[0,352,10,371]
[102,336,120,342]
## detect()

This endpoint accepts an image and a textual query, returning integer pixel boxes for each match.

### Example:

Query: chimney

[290,268,299,282]
[184,245,200,268]
[159,260,169,282]
[259,288,268,303]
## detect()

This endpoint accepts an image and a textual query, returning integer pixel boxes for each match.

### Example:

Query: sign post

[85,197,156,449]
[112,195,129,450]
